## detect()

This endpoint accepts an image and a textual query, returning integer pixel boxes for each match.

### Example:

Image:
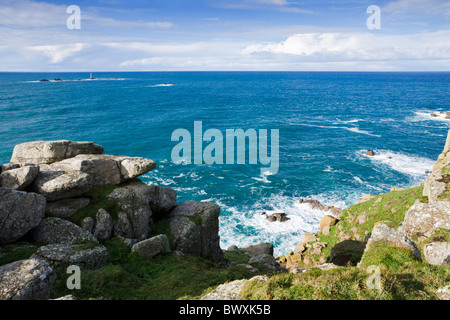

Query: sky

[0,0,449,71]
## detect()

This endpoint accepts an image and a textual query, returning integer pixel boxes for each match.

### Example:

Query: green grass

[69,185,118,226]
[0,244,37,266]
[305,186,425,266]
[50,238,256,300]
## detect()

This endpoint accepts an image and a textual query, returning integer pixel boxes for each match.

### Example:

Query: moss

[69,185,118,226]
[0,244,37,266]
[421,228,450,246]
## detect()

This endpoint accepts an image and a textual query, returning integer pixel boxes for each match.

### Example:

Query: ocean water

[0,72,449,256]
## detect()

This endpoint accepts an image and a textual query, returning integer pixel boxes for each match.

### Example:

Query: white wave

[412,111,450,122]
[353,176,364,184]
[148,84,174,87]
[216,193,347,256]
[251,170,273,183]
[359,149,434,178]
[344,127,381,137]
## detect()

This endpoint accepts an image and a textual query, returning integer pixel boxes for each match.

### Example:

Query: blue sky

[0,0,449,71]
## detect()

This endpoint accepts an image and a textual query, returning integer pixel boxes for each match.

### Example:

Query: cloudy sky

[1,0,450,71]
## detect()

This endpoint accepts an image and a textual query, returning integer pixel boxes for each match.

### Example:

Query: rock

[299,199,326,210]
[33,243,109,270]
[0,166,39,190]
[170,201,223,263]
[423,242,450,266]
[1,163,20,172]
[201,276,268,300]
[365,223,421,259]
[248,254,287,272]
[31,169,94,201]
[107,179,153,241]
[120,157,156,180]
[30,154,156,201]
[148,185,177,216]
[437,285,450,300]
[399,200,450,242]
[0,257,56,300]
[328,240,366,266]
[81,217,95,233]
[131,234,171,259]
[294,242,306,255]
[430,113,438,117]
[240,243,274,256]
[29,217,98,245]
[45,197,90,219]
[93,209,113,240]
[265,212,290,222]
[10,140,103,165]
[320,215,338,234]
[303,233,317,243]
[0,188,46,245]
[366,150,375,156]
[311,242,327,256]
[355,214,367,225]
[358,194,375,204]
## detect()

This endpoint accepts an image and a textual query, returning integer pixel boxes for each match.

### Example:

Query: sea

[0,72,449,256]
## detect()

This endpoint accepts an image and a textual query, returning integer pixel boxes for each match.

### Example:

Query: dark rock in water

[54,78,62,81]
[39,79,49,82]
[366,150,375,156]
[430,113,438,117]
[266,212,290,222]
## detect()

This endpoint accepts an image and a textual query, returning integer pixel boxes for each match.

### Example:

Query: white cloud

[243,31,450,62]
[29,43,88,63]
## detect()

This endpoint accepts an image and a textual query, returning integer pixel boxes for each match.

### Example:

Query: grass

[69,185,118,226]
[303,186,425,266]
[0,244,37,266]
[50,238,257,300]
[242,241,450,300]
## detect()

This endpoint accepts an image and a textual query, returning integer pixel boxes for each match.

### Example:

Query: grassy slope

[244,186,450,300]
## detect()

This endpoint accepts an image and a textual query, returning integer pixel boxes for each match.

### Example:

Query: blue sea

[1,72,449,256]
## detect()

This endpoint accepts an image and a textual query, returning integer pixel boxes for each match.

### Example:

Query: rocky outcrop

[31,154,155,201]
[107,180,153,241]
[169,201,223,263]
[93,209,113,240]
[33,244,109,270]
[365,223,421,259]
[148,185,177,217]
[10,140,103,165]
[0,188,46,245]
[0,165,39,190]
[0,258,56,300]
[45,197,90,219]
[29,217,99,245]
[423,242,450,266]
[131,234,171,259]
[399,200,450,242]
[201,276,268,300]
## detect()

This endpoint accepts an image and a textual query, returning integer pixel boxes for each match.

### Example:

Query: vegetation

[50,238,258,300]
